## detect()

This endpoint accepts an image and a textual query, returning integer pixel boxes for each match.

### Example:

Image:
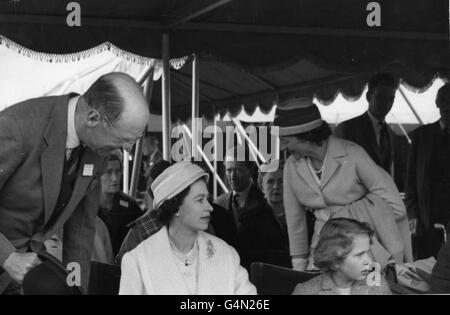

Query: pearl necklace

[307,156,324,174]
[169,237,199,267]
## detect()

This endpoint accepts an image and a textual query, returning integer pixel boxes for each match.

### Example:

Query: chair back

[250,262,320,295]
[88,262,121,295]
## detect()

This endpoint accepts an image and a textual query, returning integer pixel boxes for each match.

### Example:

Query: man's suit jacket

[405,121,442,233]
[214,184,291,270]
[335,112,405,190]
[0,94,103,293]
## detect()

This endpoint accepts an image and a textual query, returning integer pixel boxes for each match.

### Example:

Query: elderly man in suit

[405,83,450,259]
[335,73,404,190]
[0,72,149,294]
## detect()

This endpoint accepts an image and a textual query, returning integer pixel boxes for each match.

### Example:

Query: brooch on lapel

[206,240,215,259]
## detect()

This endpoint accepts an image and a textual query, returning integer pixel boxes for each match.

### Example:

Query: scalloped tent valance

[0,0,448,122]
[0,35,189,111]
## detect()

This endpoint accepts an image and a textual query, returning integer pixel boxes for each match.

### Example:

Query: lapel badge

[82,164,94,177]
[119,200,129,208]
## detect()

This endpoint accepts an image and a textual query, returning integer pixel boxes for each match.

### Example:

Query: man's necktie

[66,145,82,178]
[233,194,241,211]
[379,121,391,172]
[232,194,242,225]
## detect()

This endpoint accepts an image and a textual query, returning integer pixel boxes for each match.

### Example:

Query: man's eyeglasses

[102,115,144,152]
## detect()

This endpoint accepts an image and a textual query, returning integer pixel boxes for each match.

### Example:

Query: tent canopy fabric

[0,37,188,111]
[1,0,449,122]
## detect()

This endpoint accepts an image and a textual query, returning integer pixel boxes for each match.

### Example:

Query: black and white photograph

[0,0,449,300]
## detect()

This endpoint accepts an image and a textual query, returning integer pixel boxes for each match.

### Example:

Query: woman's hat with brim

[151,161,209,209]
[274,97,323,136]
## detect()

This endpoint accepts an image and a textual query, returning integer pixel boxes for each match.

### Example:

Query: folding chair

[250,262,320,295]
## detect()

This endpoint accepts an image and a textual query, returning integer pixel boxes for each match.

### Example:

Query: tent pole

[213,110,218,199]
[399,87,424,125]
[182,125,229,193]
[232,118,267,164]
[192,54,200,160]
[130,69,155,198]
[123,151,130,194]
[395,121,412,144]
[162,33,172,161]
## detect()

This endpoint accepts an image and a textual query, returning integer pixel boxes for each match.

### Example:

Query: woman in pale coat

[119,161,256,295]
[275,98,412,271]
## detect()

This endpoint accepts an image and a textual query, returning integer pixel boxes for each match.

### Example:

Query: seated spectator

[119,161,256,295]
[116,160,235,264]
[259,159,316,246]
[116,160,172,263]
[292,218,391,295]
[258,161,287,233]
[214,147,291,270]
[97,153,142,257]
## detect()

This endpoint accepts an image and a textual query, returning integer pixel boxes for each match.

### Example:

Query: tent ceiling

[1,0,449,122]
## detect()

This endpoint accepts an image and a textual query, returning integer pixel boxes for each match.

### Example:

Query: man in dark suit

[405,84,450,259]
[0,72,150,294]
[214,148,290,270]
[138,134,163,194]
[335,73,403,189]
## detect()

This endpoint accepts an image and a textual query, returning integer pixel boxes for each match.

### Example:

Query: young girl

[292,218,391,295]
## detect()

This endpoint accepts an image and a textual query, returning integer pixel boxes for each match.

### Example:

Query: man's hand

[2,252,42,284]
[409,218,417,235]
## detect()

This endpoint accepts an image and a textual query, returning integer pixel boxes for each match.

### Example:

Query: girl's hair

[154,178,207,226]
[313,218,374,272]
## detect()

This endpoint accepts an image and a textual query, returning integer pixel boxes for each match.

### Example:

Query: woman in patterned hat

[119,161,256,295]
[275,98,411,272]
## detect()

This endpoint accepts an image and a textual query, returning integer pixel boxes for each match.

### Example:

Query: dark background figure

[335,73,406,191]
[0,72,150,294]
[405,83,450,259]
[98,153,142,257]
[138,133,163,192]
[258,162,288,234]
[430,231,450,294]
[214,147,291,270]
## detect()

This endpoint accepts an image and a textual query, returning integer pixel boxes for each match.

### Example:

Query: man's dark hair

[225,146,257,171]
[104,153,122,169]
[84,75,124,123]
[100,152,123,175]
[294,121,332,146]
[367,73,399,95]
